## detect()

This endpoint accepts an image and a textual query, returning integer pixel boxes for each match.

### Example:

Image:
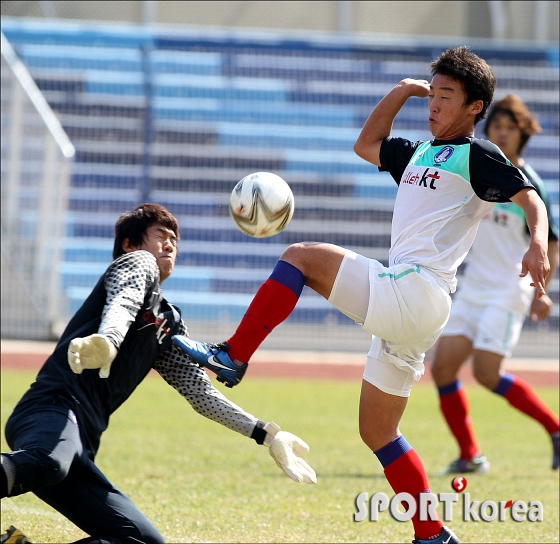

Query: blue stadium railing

[2,18,558,328]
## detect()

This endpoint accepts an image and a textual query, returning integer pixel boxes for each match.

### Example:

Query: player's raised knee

[280,242,309,262]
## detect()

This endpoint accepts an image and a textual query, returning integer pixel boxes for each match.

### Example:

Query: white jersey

[457,164,558,314]
[379,137,533,293]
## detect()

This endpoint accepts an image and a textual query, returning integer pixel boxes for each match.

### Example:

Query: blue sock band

[493,373,515,396]
[374,435,412,468]
[269,260,306,298]
[438,380,461,397]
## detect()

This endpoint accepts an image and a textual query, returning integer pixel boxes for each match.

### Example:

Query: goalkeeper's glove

[263,422,317,485]
[67,334,118,378]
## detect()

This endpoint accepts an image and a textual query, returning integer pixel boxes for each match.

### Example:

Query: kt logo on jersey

[142,311,171,345]
[402,168,440,190]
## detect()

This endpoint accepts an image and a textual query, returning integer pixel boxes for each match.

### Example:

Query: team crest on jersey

[433,146,454,164]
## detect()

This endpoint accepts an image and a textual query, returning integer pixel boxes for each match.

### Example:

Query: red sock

[376,436,443,540]
[495,374,560,434]
[438,381,479,460]
[227,261,306,363]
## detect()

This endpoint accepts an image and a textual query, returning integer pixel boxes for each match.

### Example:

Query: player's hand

[520,242,550,299]
[68,334,118,378]
[530,294,553,322]
[398,78,430,98]
[263,422,317,484]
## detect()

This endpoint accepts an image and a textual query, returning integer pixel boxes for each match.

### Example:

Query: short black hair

[113,203,179,259]
[431,46,496,125]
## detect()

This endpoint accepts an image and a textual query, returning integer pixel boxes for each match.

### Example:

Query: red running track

[1,350,558,387]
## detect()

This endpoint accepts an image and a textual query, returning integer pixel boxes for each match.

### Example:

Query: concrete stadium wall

[1,1,559,43]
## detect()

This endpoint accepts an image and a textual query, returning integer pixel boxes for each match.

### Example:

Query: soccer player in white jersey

[174,47,551,544]
[431,95,560,475]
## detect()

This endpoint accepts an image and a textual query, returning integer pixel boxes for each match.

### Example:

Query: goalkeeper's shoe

[172,336,247,388]
[552,431,560,470]
[412,525,459,544]
[437,454,489,475]
[0,527,30,544]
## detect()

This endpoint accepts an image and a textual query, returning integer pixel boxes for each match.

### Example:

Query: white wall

[1,1,558,42]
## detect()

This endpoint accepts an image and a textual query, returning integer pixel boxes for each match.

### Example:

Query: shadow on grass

[316,472,386,479]
[263,472,385,479]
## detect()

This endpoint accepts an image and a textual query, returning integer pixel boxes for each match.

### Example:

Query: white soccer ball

[229,172,295,238]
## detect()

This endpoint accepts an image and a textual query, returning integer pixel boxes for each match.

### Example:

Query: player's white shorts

[441,296,525,357]
[328,251,451,397]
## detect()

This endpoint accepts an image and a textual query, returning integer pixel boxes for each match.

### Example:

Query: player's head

[483,94,541,158]
[430,46,496,127]
[113,204,180,281]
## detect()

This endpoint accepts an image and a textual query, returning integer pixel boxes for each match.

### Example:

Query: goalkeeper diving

[0,204,315,544]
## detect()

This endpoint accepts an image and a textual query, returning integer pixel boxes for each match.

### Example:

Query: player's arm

[354,78,430,166]
[154,324,316,484]
[510,187,550,298]
[68,251,158,377]
[529,238,559,321]
[546,239,560,287]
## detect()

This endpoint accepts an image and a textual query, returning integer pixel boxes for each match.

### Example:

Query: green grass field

[1,368,558,543]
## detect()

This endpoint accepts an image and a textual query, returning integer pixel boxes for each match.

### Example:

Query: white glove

[68,334,118,378]
[264,422,317,485]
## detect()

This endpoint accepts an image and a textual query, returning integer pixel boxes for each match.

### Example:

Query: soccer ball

[229,172,295,238]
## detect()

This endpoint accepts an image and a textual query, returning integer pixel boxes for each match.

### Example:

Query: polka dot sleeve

[154,322,259,438]
[99,251,159,348]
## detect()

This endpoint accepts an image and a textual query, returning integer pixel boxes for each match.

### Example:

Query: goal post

[1,32,74,340]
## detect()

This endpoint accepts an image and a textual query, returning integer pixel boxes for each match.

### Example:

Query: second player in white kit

[431,94,560,475]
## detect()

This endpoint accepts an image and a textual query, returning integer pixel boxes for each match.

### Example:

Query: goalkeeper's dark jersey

[11,250,262,457]
[13,251,182,453]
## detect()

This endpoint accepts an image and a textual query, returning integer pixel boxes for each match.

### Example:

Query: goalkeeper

[0,204,316,543]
